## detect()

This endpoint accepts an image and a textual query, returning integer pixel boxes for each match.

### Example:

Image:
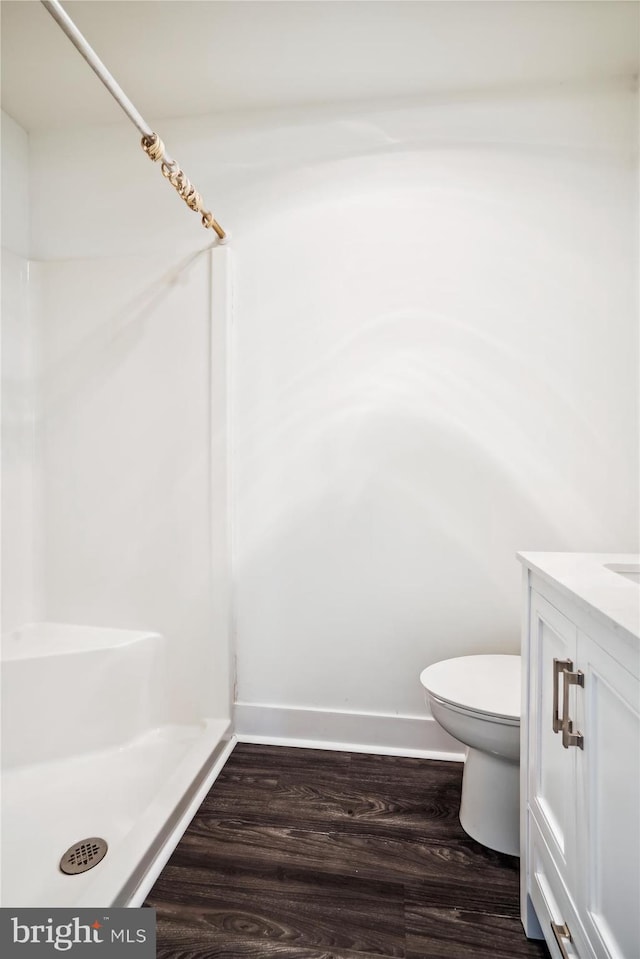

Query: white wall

[1,111,38,634]
[230,85,639,733]
[26,80,639,749]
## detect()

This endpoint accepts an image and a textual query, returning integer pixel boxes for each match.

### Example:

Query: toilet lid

[419,655,520,721]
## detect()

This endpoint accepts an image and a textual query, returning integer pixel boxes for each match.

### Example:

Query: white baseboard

[234,702,465,761]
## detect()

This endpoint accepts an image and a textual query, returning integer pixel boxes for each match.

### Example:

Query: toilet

[419,654,521,857]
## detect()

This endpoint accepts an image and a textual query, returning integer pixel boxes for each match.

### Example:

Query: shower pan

[1,622,232,906]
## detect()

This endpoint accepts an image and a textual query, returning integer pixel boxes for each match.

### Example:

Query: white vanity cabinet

[519,553,640,959]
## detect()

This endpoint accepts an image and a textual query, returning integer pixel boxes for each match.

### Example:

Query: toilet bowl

[419,654,521,856]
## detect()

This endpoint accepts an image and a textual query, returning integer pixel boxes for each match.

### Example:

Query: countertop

[517,552,640,642]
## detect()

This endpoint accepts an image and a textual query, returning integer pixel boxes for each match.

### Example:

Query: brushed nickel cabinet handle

[561,668,584,750]
[551,920,576,958]
[553,658,572,734]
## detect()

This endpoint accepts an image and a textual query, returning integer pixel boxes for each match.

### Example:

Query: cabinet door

[576,631,640,959]
[529,591,578,884]
[529,814,596,959]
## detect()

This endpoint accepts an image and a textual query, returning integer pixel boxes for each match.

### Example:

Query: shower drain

[59,837,108,875]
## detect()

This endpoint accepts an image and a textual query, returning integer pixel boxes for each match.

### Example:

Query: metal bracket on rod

[40,0,227,241]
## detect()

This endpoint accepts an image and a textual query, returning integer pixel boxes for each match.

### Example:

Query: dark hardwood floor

[145,743,550,959]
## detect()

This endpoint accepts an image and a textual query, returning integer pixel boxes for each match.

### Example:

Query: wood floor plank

[227,746,459,790]
[404,874,520,918]
[156,929,402,959]
[224,743,351,773]
[171,816,520,903]
[266,774,464,837]
[197,774,280,817]
[406,905,550,958]
[344,754,461,784]
[202,779,464,842]
[220,747,463,830]
[151,859,403,904]
[150,862,405,956]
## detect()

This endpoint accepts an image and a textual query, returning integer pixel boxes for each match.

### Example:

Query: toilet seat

[420,654,520,723]
[427,691,519,727]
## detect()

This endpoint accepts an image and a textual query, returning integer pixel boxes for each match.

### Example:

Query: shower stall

[1,160,234,903]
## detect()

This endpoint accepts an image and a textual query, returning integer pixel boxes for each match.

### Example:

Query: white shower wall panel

[1,111,29,258]
[1,111,39,633]
[1,249,37,633]
[31,250,231,723]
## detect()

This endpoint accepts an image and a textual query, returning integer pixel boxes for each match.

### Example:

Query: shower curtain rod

[41,0,227,241]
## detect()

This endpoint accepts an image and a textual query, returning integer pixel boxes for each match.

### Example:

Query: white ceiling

[1,1,638,133]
